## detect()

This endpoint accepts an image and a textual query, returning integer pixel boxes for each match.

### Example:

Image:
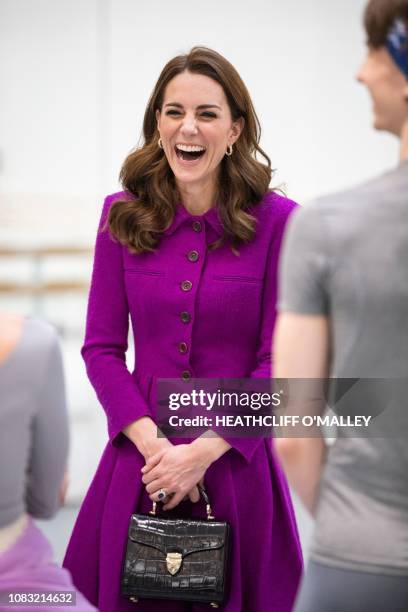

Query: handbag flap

[128,514,227,558]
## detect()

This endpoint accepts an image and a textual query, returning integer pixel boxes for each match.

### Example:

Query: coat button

[180,311,191,323]
[179,342,188,353]
[192,221,202,232]
[181,370,191,381]
[181,280,192,291]
[187,250,199,262]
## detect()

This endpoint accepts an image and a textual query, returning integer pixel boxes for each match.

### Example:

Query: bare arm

[273,312,330,515]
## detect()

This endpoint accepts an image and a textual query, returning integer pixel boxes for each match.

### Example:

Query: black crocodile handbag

[121,485,230,608]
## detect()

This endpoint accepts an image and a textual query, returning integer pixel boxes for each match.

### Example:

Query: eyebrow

[164,102,221,110]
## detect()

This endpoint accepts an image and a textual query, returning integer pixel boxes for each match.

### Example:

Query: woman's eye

[164,109,216,119]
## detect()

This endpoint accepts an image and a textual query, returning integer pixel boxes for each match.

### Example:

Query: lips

[174,144,206,161]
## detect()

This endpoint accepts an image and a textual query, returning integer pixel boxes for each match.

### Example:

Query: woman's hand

[141,444,211,510]
[123,416,172,461]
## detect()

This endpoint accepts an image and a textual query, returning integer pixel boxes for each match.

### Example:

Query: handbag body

[121,486,230,607]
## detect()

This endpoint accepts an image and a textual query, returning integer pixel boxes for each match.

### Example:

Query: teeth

[176,144,206,153]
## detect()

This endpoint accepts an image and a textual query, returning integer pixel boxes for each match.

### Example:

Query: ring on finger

[157,488,167,501]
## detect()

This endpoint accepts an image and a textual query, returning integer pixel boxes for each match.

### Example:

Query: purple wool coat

[63,191,303,612]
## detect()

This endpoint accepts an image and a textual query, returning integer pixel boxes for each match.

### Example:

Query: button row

[180,228,199,381]
[180,311,190,323]
[187,250,199,262]
[181,280,192,291]
[179,342,188,354]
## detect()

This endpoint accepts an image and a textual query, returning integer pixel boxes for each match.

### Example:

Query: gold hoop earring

[158,138,163,149]
[225,144,233,157]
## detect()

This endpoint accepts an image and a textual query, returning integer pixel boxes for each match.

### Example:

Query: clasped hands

[141,443,209,511]
[123,417,231,511]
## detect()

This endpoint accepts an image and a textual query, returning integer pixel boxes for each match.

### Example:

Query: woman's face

[156,71,243,194]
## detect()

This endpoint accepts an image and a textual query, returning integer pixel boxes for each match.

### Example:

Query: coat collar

[163,203,223,237]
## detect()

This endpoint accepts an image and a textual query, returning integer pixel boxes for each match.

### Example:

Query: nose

[356,65,364,84]
[180,113,198,136]
[356,56,368,84]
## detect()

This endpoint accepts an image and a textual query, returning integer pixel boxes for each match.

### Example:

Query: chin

[372,114,385,132]
[173,171,204,184]
[372,109,397,133]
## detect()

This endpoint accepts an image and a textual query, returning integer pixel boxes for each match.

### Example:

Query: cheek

[205,123,230,145]
[206,136,230,162]
[160,122,174,138]
[206,145,227,167]
[369,80,386,104]
[159,116,179,137]
[380,81,399,106]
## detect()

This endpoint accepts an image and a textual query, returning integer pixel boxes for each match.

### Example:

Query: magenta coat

[63,191,303,611]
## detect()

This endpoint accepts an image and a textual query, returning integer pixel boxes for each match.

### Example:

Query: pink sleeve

[81,195,152,445]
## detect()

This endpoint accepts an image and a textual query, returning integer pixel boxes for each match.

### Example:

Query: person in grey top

[0,314,69,530]
[0,313,96,611]
[274,1,408,610]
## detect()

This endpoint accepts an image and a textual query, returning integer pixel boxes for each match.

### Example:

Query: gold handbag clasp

[166,551,183,575]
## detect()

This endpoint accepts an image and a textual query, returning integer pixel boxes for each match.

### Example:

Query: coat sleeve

[224,201,298,463]
[81,194,153,445]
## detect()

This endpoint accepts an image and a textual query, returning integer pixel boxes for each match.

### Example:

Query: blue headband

[386,18,408,78]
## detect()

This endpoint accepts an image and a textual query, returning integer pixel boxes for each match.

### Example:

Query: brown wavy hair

[108,46,273,253]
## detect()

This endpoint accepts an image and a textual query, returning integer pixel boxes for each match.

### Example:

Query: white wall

[0,0,101,196]
[108,0,400,203]
[0,0,400,217]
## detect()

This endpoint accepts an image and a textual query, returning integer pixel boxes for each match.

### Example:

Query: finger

[149,488,172,503]
[141,448,167,473]
[188,486,200,503]
[142,447,168,472]
[163,491,185,511]
[142,466,162,485]
[145,478,165,495]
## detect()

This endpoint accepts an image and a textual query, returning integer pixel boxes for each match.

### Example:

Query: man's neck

[399,120,408,161]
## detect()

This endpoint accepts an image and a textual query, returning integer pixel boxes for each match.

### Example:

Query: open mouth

[174,144,206,161]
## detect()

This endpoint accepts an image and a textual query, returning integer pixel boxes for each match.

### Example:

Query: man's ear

[403,81,408,103]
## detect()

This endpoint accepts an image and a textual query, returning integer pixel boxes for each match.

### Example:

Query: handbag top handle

[149,484,215,521]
